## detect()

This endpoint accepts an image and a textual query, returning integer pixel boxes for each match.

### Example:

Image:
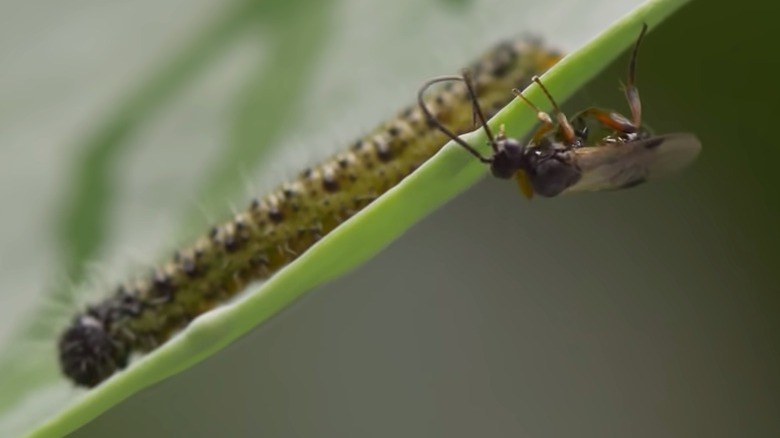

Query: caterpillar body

[58,36,563,388]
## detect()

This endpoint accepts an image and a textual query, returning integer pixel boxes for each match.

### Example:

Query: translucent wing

[562,133,701,194]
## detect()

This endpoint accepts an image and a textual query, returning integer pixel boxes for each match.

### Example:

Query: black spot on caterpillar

[57,36,563,388]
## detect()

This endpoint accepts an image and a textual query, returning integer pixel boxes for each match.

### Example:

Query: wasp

[418,23,700,198]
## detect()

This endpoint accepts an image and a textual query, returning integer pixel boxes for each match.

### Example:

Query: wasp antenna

[461,70,498,153]
[417,76,492,163]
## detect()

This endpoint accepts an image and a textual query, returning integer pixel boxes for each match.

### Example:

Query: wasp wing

[562,133,701,194]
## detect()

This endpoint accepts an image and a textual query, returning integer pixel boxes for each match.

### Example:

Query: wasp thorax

[523,140,582,197]
[490,137,525,179]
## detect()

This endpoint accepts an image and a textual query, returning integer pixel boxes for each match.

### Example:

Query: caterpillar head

[58,315,128,387]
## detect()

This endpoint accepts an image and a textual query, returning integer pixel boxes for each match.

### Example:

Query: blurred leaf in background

[0,0,778,436]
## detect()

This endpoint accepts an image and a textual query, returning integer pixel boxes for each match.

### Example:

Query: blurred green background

[1,0,779,436]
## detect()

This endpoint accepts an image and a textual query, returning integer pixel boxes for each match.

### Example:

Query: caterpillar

[58,36,563,388]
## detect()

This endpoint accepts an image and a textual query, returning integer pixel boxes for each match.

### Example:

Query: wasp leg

[514,170,534,199]
[515,76,577,146]
[511,87,556,144]
[570,24,648,137]
[571,107,638,135]
[623,82,642,129]
[624,23,648,127]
